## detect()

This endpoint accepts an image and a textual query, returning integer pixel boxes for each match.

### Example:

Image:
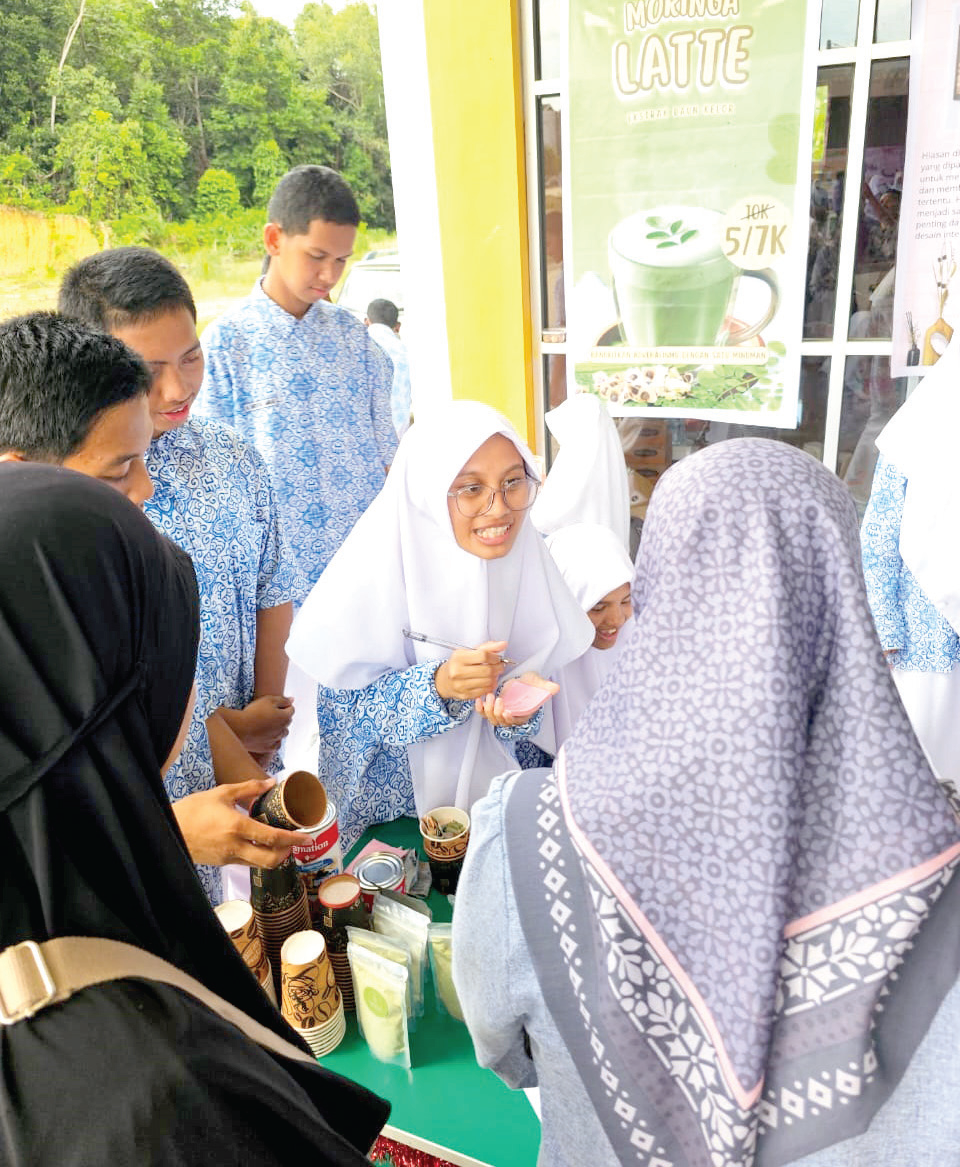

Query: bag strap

[0,936,315,1067]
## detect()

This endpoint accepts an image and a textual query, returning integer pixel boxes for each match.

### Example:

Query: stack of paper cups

[214,898,276,1005]
[250,858,311,998]
[316,873,369,1011]
[280,930,346,1057]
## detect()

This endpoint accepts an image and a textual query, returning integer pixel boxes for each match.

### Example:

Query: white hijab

[542,523,636,745]
[530,393,631,547]
[287,400,594,812]
[875,338,960,633]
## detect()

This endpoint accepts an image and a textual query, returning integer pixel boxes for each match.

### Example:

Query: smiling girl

[286,401,594,848]
[539,523,636,750]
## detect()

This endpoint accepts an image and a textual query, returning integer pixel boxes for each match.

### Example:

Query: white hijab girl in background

[544,523,635,744]
[286,401,593,849]
[516,523,635,769]
[530,392,631,547]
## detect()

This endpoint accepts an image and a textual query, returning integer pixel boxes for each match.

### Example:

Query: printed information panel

[892,0,960,377]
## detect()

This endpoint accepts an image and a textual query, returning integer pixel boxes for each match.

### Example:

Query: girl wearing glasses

[287,401,593,849]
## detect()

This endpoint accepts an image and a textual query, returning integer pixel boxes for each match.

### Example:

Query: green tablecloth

[320,817,541,1167]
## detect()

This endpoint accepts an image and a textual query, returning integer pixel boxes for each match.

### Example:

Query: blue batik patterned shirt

[317,662,544,852]
[367,322,412,435]
[145,416,301,903]
[861,454,960,673]
[198,284,398,601]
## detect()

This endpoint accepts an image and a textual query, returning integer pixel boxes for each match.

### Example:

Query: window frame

[520,0,916,470]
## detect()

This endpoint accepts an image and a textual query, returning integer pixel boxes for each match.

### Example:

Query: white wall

[377,0,452,418]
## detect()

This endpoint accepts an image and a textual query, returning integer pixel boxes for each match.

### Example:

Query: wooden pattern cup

[428,854,465,895]
[215,898,277,1005]
[250,857,306,914]
[251,863,311,998]
[214,899,270,981]
[251,770,328,831]
[280,931,341,1029]
[420,806,471,861]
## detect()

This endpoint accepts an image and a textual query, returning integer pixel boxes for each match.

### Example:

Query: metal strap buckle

[0,940,58,1024]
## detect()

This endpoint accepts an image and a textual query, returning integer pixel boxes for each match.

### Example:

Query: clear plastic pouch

[427,922,463,1021]
[346,925,413,1017]
[373,895,429,1019]
[379,886,432,919]
[347,942,411,1068]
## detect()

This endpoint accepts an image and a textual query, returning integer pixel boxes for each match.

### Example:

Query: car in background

[335,250,403,321]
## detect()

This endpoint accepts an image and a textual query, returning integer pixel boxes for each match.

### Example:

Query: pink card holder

[499,679,556,717]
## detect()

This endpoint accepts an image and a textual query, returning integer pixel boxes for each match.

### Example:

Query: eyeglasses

[447,475,540,518]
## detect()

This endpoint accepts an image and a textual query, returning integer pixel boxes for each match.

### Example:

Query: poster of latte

[567,0,818,423]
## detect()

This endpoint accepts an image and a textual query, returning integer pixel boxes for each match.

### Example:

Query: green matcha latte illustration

[608,206,779,347]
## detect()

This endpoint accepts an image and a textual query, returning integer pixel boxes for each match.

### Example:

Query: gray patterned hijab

[507,439,960,1167]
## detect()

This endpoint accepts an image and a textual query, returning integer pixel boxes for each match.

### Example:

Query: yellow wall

[422,0,536,445]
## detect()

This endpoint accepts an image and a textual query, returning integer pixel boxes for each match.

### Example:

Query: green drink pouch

[346,925,413,1016]
[346,942,411,1068]
[373,896,429,1019]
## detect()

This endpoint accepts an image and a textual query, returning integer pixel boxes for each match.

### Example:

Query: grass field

[0,271,62,320]
[0,255,266,331]
[0,230,397,331]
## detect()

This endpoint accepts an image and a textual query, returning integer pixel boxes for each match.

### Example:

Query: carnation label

[292,799,341,872]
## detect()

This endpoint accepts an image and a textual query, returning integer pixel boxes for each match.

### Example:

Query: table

[320,817,541,1167]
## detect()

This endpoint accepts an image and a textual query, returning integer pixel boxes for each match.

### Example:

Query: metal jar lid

[354,851,405,891]
[317,872,362,909]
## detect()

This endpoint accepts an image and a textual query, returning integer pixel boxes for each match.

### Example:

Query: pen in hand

[402,627,516,667]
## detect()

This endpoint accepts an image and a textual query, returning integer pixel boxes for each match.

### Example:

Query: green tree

[294,2,393,227]
[142,0,232,176]
[49,0,88,134]
[0,0,68,143]
[0,0,394,234]
[194,166,240,218]
[0,151,41,208]
[66,0,146,108]
[45,62,123,207]
[252,137,285,207]
[55,108,154,221]
[207,4,336,203]
[50,61,122,125]
[128,73,189,216]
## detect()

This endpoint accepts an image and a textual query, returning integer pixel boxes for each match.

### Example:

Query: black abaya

[0,464,389,1165]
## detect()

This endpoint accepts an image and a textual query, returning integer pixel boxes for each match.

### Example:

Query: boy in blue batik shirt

[0,310,308,898]
[197,165,397,600]
[365,297,412,437]
[59,248,307,905]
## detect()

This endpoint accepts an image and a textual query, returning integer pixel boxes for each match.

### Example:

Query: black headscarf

[0,465,388,1165]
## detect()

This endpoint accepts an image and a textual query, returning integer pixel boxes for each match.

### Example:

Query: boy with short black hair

[198,164,397,600]
[365,297,411,437]
[0,311,153,506]
[0,308,306,882]
[60,248,303,904]
[366,298,399,330]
